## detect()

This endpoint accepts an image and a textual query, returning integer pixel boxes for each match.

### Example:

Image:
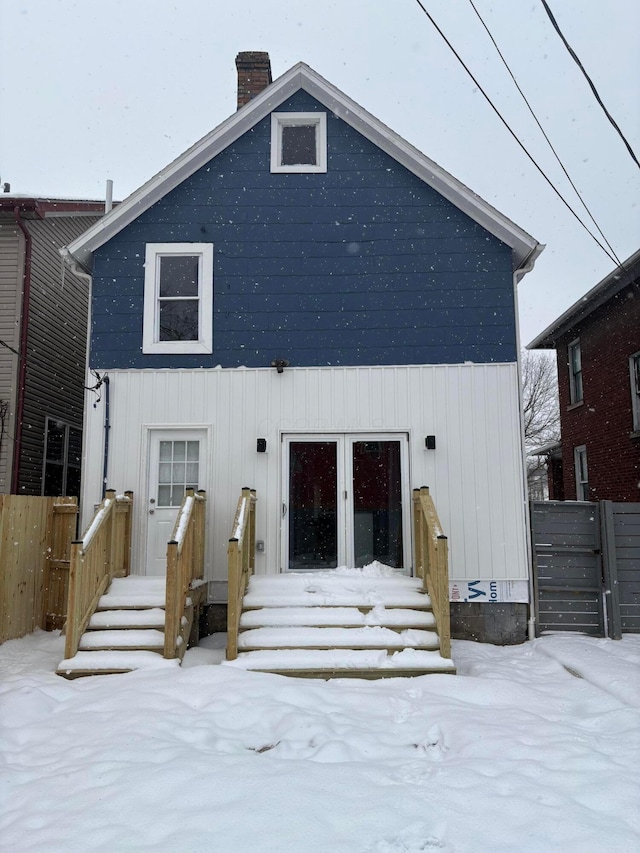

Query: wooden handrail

[164,489,207,659]
[226,487,257,661]
[412,486,451,659]
[64,490,133,660]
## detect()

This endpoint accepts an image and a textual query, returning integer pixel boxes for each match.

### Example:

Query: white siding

[81,364,529,594]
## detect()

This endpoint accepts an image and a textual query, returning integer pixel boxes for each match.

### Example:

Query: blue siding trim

[91,89,517,369]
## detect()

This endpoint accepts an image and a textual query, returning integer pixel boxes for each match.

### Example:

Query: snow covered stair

[225,571,456,678]
[57,577,179,677]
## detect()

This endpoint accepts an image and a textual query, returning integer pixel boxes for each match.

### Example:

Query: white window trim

[270,112,327,173]
[568,338,582,404]
[142,243,213,354]
[574,444,589,501]
[630,351,640,432]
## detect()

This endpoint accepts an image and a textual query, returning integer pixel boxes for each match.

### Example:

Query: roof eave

[528,247,640,349]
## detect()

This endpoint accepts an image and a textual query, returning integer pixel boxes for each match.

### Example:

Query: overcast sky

[1,0,638,345]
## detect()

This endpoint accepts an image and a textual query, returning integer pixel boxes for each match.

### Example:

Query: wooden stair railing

[164,489,207,659]
[226,487,257,661]
[412,486,451,659]
[64,490,133,660]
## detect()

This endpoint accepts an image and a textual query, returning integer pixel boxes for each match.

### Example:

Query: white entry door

[145,429,207,575]
[281,434,410,573]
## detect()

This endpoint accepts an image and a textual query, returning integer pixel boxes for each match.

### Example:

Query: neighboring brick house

[0,197,104,496]
[529,248,640,501]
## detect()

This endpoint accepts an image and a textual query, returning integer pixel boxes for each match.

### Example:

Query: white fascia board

[66,62,541,274]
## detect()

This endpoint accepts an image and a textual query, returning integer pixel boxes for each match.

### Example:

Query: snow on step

[58,651,180,674]
[238,626,439,650]
[98,577,166,609]
[89,608,166,630]
[79,629,165,651]
[243,573,431,609]
[224,648,455,672]
[240,606,436,629]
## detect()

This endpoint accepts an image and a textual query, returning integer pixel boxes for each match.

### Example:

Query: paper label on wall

[449,580,529,603]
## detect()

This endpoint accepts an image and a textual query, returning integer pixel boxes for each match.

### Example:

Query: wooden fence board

[0,495,77,643]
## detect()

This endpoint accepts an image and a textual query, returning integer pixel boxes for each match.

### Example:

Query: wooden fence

[164,489,206,659]
[412,486,451,659]
[226,488,257,661]
[64,490,133,660]
[0,495,77,643]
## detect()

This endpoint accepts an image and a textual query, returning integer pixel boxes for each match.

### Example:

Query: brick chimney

[235,52,272,110]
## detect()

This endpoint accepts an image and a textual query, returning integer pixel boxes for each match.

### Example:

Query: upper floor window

[630,351,640,432]
[568,339,583,404]
[574,444,589,501]
[142,243,213,354]
[270,112,327,173]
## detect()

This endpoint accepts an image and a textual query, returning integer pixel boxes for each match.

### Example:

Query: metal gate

[530,501,640,638]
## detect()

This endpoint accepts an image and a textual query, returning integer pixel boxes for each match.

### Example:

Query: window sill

[630,430,640,440]
[143,341,212,355]
[567,401,584,411]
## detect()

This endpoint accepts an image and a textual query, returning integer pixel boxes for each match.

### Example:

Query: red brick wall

[556,282,640,501]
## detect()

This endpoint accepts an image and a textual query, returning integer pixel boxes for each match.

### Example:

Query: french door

[282,434,409,572]
[145,429,207,575]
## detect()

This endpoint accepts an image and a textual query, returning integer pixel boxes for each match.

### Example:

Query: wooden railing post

[436,535,451,658]
[226,538,240,661]
[164,540,179,658]
[64,540,83,660]
[412,485,452,662]
[122,491,134,577]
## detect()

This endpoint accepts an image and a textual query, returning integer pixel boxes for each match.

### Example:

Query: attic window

[271,112,327,173]
[142,243,213,355]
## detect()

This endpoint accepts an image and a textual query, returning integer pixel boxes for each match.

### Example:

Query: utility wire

[412,0,621,267]
[467,0,622,266]
[540,0,640,170]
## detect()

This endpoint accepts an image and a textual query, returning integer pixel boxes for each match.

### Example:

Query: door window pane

[352,441,403,568]
[157,439,200,507]
[289,442,337,569]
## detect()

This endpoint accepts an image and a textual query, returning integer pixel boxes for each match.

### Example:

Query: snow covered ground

[1,630,639,852]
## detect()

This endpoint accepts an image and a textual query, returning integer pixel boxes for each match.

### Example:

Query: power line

[467,0,621,266]
[411,0,621,268]
[540,0,640,170]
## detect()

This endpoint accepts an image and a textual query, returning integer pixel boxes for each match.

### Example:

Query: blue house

[64,53,542,644]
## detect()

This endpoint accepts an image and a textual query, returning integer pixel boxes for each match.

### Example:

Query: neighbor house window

[142,243,213,354]
[42,418,82,498]
[631,352,640,432]
[270,112,327,173]
[574,444,589,501]
[568,339,583,404]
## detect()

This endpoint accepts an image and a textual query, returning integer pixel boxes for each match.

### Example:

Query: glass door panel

[288,441,338,570]
[351,440,403,568]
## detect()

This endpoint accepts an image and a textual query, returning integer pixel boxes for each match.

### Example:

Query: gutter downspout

[101,376,110,499]
[11,207,32,494]
[60,247,98,512]
[513,248,542,642]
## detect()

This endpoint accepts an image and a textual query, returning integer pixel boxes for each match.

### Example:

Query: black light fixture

[425,435,436,450]
[257,438,267,453]
[270,358,289,374]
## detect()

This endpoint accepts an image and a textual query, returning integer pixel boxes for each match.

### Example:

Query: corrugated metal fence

[531,501,640,638]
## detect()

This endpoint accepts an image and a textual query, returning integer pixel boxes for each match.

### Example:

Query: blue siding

[91,90,517,368]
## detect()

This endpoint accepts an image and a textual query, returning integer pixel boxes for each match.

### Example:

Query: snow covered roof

[528,247,640,349]
[65,62,542,274]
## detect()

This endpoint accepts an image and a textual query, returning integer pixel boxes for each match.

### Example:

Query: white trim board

[64,63,542,272]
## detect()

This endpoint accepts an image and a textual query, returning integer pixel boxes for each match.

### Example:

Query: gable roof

[65,62,542,273]
[528,247,640,349]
